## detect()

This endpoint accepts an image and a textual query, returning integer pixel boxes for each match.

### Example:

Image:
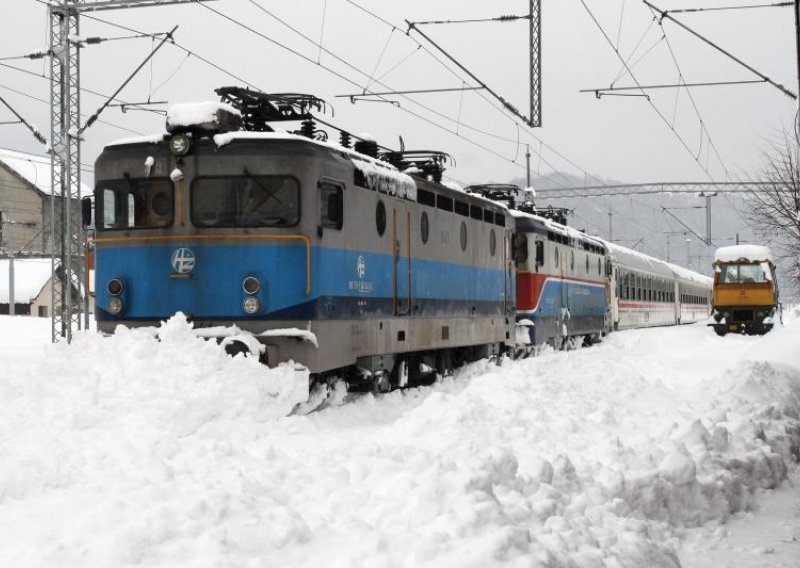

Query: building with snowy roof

[1,147,93,316]
[0,146,92,256]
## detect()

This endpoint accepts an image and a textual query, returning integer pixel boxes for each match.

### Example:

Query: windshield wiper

[243,168,284,205]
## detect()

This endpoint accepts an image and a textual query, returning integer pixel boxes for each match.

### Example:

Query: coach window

[376,200,387,236]
[460,221,468,251]
[420,211,429,244]
[490,228,497,256]
[319,181,344,230]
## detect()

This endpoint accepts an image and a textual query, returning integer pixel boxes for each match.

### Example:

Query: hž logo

[171,247,195,274]
[357,255,366,279]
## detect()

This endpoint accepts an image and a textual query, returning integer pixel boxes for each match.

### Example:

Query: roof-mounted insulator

[354,139,378,158]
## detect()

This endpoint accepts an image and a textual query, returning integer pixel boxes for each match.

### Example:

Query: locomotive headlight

[242,296,261,314]
[169,133,191,157]
[243,276,260,295]
[107,278,124,296]
[107,297,124,315]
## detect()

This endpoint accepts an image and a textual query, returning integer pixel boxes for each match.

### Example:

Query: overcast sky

[0,0,795,189]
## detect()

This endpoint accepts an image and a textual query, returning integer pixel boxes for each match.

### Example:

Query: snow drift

[0,313,798,567]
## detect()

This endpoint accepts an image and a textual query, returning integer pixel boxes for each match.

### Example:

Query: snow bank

[0,315,798,567]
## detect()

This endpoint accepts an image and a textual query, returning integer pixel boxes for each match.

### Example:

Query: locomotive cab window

[97,177,174,230]
[191,175,299,227]
[319,181,344,230]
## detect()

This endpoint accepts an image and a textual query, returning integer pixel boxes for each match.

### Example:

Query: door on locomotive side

[392,205,411,316]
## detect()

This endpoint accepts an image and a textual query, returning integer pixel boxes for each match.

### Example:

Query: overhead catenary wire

[340,0,603,188]
[656,21,730,178]
[0,60,166,118]
[409,14,531,26]
[643,0,796,100]
[664,2,792,15]
[79,25,178,135]
[0,80,144,137]
[79,11,262,91]
[196,0,547,177]
[38,0,657,195]
[0,93,47,145]
[578,0,717,181]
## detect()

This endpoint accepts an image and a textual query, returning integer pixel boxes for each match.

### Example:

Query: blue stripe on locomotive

[95,244,506,321]
[517,277,607,319]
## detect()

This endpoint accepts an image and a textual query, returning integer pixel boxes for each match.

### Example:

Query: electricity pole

[526,144,531,187]
[47,0,212,343]
[530,0,541,127]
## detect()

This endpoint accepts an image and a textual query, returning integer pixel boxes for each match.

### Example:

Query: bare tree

[744,134,800,296]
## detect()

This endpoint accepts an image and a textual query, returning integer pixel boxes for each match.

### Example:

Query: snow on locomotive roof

[166,101,241,129]
[510,209,605,248]
[714,244,773,264]
[106,133,166,147]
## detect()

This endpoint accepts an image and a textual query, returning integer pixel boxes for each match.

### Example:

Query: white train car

[605,241,711,331]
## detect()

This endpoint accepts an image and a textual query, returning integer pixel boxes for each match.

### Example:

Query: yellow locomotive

[709,245,780,336]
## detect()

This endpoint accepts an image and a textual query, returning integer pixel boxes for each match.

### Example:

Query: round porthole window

[489,229,497,256]
[151,191,171,216]
[421,211,429,244]
[376,200,386,237]
[460,221,467,251]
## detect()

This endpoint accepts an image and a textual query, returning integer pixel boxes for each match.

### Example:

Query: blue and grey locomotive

[89,89,515,393]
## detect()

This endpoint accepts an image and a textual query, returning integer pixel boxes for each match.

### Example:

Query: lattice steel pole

[49,1,83,343]
[530,0,542,127]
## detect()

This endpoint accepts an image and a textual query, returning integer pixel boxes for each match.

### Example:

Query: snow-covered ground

[0,313,798,567]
